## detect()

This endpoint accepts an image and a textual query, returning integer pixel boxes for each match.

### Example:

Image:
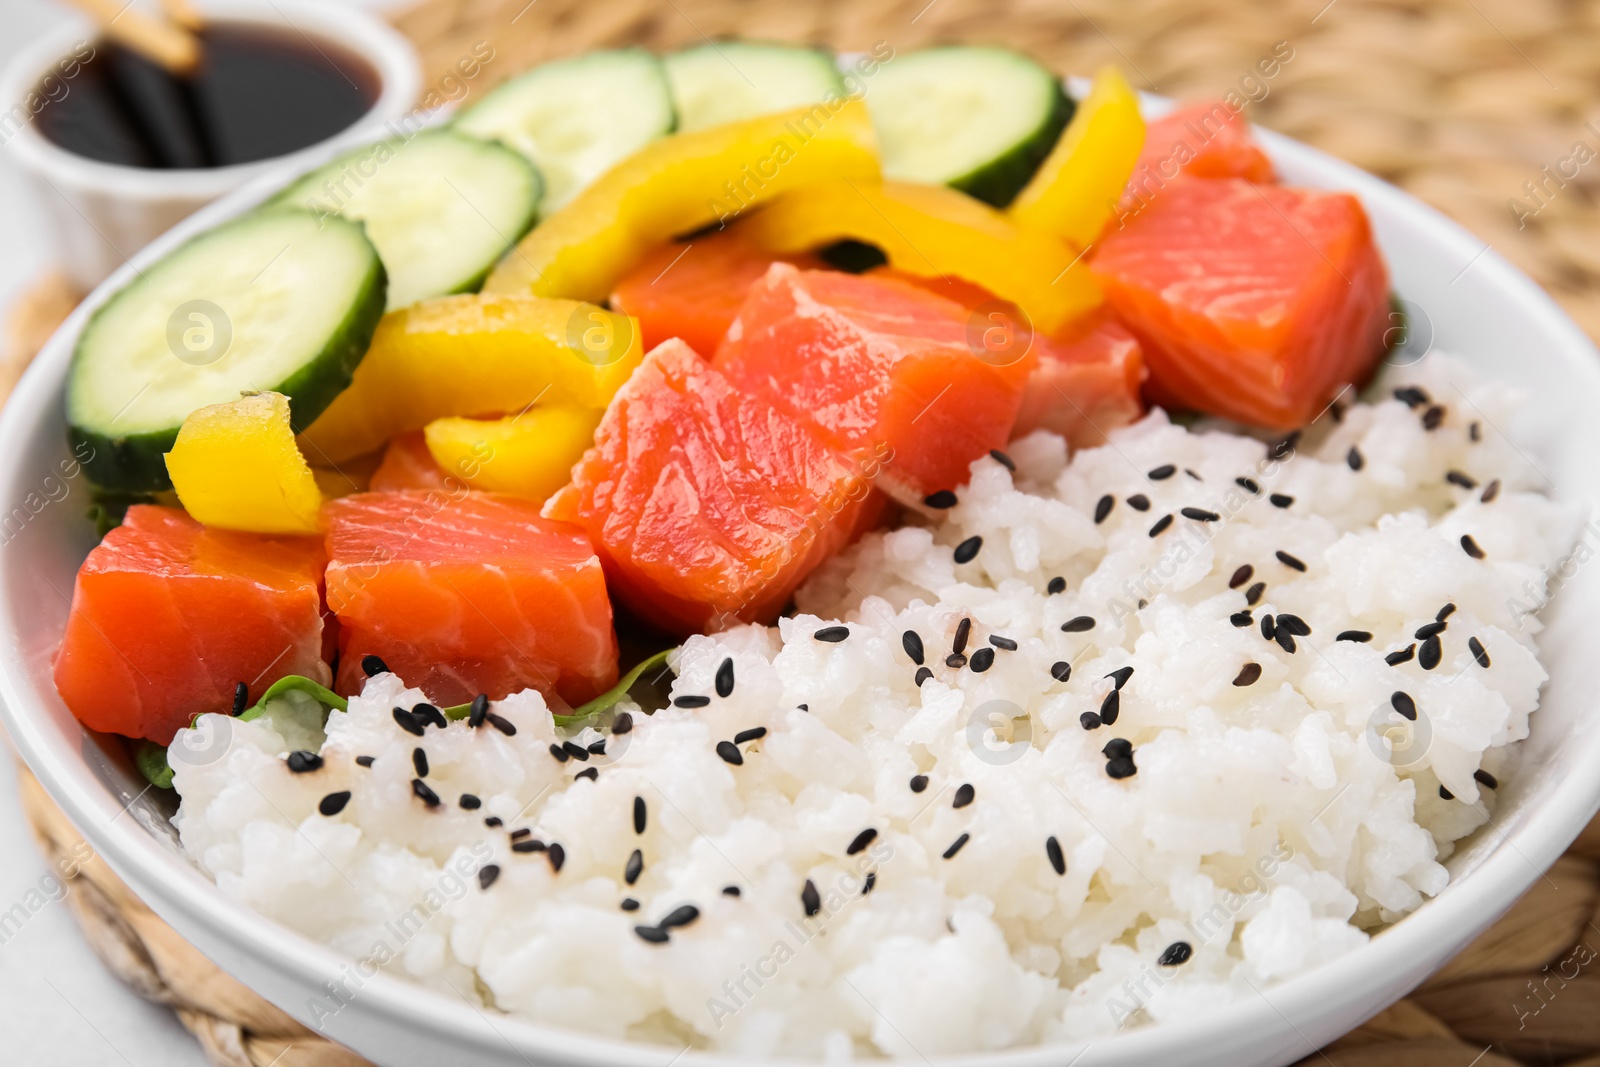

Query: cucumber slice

[273,130,540,310]
[455,49,675,213]
[867,47,1073,208]
[664,42,845,132]
[68,209,385,492]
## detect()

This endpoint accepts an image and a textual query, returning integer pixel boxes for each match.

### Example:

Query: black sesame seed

[632,797,647,836]
[318,791,351,816]
[814,625,850,643]
[716,741,744,765]
[1276,614,1311,637]
[412,779,440,807]
[953,536,983,564]
[943,833,971,859]
[360,654,389,677]
[1422,405,1445,430]
[588,739,607,756]
[486,713,516,736]
[1102,738,1133,759]
[731,727,768,747]
[1414,620,1446,640]
[1185,468,1203,480]
[510,828,532,840]
[1347,447,1364,471]
[1437,603,1457,622]
[549,743,568,762]
[945,653,967,669]
[621,897,640,911]
[478,865,500,890]
[1080,712,1102,730]
[635,925,669,944]
[1394,386,1429,408]
[1461,534,1485,559]
[1149,514,1175,537]
[484,816,503,828]
[674,695,711,708]
[412,748,429,778]
[1230,611,1254,628]
[953,617,972,655]
[563,741,590,762]
[802,879,821,916]
[1269,493,1294,509]
[459,794,481,810]
[910,774,929,793]
[1440,785,1454,800]
[355,755,375,767]
[1386,645,1416,666]
[1229,565,1254,589]
[989,449,1016,471]
[862,871,877,894]
[1245,582,1266,606]
[1158,941,1193,966]
[392,707,425,737]
[548,844,566,871]
[914,667,934,686]
[1106,756,1137,779]
[848,828,878,855]
[1235,477,1261,494]
[715,657,735,698]
[1275,629,1297,653]
[1046,836,1065,876]
[624,849,644,885]
[1260,614,1275,640]
[953,784,976,809]
[1336,630,1373,643]
[414,703,447,729]
[1233,662,1262,686]
[1475,769,1498,789]
[1391,691,1417,720]
[660,904,700,929]
[1148,464,1176,480]
[902,630,925,665]
[286,751,323,774]
[1095,495,1115,524]
[1127,494,1151,511]
[1446,470,1477,489]
[722,885,741,897]
[1181,506,1221,522]
[1051,661,1073,682]
[989,635,1018,651]
[1481,479,1501,503]
[1419,635,1442,670]
[798,704,808,711]
[1106,666,1134,689]
[1469,637,1490,668]
[468,694,489,729]
[612,711,634,735]
[1045,577,1069,597]
[1099,689,1121,725]
[511,839,545,853]
[1062,616,1096,633]
[575,767,599,782]
[969,647,996,673]
[231,682,248,716]
[1275,550,1307,572]
[1469,421,1482,441]
[924,490,958,509]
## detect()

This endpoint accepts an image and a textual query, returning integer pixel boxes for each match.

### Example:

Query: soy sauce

[35,24,380,169]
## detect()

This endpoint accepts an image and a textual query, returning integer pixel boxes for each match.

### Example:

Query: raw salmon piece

[369,431,452,492]
[324,491,617,706]
[52,505,328,744]
[610,229,822,356]
[545,339,880,635]
[1119,101,1274,216]
[1091,178,1390,429]
[1014,309,1147,448]
[713,264,1034,504]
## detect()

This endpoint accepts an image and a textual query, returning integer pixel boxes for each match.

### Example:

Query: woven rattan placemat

[9,0,1600,1064]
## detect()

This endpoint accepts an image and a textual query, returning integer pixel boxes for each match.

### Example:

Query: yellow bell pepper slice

[482,98,881,301]
[424,407,602,500]
[164,392,322,534]
[299,293,642,465]
[731,179,1100,334]
[1008,66,1145,250]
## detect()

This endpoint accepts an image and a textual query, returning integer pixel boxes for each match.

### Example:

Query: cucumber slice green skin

[952,81,1074,208]
[271,130,541,311]
[665,42,846,132]
[68,210,386,492]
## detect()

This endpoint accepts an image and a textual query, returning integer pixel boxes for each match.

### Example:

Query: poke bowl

[1,43,1599,1067]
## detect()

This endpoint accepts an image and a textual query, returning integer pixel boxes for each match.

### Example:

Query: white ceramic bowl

[2,101,1598,1067]
[0,0,421,290]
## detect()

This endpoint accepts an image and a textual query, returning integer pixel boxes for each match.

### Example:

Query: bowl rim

[3,94,1600,1067]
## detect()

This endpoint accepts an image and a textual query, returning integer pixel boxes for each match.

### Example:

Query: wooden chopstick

[61,0,202,75]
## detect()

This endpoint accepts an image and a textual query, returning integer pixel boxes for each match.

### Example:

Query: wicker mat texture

[9,0,1600,1064]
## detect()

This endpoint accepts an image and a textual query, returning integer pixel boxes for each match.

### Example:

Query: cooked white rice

[171,353,1583,1058]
